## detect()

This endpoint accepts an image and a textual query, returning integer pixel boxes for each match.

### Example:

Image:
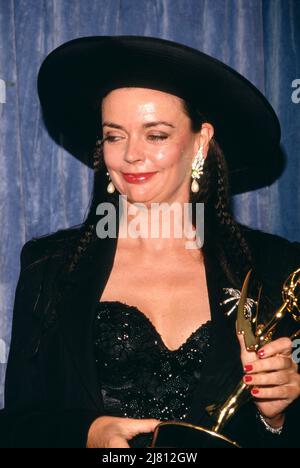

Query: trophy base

[150,421,241,448]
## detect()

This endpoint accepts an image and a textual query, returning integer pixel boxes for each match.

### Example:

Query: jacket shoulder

[239,223,300,282]
[240,224,300,256]
[20,225,83,272]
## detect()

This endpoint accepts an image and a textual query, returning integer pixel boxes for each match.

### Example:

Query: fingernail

[258,349,265,358]
[251,389,259,395]
[244,375,252,383]
[244,364,253,373]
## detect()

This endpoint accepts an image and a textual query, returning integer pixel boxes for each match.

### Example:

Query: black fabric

[37,35,281,194]
[0,408,101,448]
[93,300,212,448]
[0,222,299,448]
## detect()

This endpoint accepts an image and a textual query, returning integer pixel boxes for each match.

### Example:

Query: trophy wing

[236,269,259,351]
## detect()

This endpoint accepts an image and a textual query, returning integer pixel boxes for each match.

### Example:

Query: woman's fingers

[257,337,293,359]
[124,418,162,440]
[244,354,293,374]
[243,369,291,387]
[238,335,300,422]
[237,333,256,363]
[249,381,300,400]
[238,334,294,369]
[87,416,162,448]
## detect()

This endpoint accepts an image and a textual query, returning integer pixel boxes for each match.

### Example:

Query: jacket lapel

[58,207,120,410]
[185,250,243,425]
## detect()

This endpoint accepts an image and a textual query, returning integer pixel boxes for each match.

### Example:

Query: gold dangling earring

[191,145,205,193]
[106,171,115,193]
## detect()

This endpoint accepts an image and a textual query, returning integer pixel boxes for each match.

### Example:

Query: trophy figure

[150,268,300,448]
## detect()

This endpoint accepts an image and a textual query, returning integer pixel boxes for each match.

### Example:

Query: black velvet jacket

[0,219,299,448]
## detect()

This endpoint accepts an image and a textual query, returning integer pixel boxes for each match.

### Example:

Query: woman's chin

[122,189,159,205]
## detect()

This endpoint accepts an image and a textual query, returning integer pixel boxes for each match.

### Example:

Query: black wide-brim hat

[37,35,282,194]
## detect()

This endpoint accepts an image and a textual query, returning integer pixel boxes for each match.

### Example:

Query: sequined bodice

[93,300,213,448]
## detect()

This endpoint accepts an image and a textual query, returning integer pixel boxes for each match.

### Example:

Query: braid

[66,138,106,273]
[67,223,96,273]
[93,137,105,173]
[182,99,255,288]
[212,140,254,287]
[33,140,107,345]
[66,135,123,273]
[189,135,254,288]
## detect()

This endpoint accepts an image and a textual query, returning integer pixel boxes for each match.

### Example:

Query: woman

[0,36,299,448]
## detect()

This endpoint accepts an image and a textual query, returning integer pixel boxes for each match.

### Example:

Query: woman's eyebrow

[102,121,176,129]
[144,121,176,129]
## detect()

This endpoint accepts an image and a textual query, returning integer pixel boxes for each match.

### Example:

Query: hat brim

[37,35,283,194]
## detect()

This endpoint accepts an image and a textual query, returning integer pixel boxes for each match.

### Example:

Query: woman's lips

[122,172,158,184]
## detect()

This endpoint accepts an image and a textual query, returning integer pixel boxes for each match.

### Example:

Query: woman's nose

[124,137,146,163]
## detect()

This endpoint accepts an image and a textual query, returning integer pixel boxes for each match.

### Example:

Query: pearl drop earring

[106,171,115,193]
[191,145,205,193]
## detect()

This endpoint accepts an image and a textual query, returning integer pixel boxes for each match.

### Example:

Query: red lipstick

[122,172,158,184]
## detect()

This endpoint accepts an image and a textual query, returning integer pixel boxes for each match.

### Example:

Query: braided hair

[183,100,254,288]
[66,138,105,273]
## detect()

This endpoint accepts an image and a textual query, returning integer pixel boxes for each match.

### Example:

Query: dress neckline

[97,299,212,353]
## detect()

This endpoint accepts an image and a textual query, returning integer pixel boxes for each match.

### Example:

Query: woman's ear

[194,122,214,157]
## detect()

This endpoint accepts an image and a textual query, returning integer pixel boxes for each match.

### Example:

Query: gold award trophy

[150,268,300,448]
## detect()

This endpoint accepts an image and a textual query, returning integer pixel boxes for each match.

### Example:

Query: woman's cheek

[152,146,186,168]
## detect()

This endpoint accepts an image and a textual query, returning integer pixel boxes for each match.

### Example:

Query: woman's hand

[238,334,300,428]
[86,415,162,448]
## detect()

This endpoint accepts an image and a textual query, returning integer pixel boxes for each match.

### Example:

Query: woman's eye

[104,136,121,143]
[104,134,168,143]
[148,135,168,141]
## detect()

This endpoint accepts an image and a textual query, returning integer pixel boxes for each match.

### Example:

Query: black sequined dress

[93,300,213,448]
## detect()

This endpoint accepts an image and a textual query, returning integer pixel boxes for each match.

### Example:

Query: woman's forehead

[101,87,185,121]
[102,86,183,104]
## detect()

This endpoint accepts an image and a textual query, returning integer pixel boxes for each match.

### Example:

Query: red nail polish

[244,365,253,373]
[258,349,265,358]
[252,389,259,395]
[244,375,252,383]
